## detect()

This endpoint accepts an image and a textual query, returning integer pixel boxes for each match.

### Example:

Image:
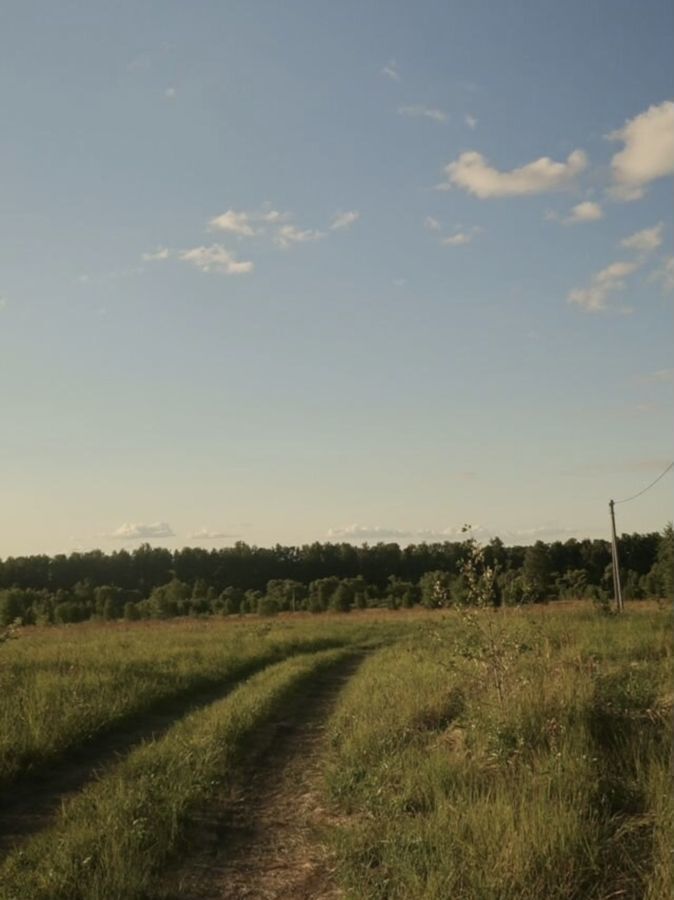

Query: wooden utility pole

[609,499,624,612]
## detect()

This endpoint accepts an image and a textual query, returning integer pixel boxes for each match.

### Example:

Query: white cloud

[608,100,674,200]
[465,114,478,130]
[620,222,664,253]
[164,86,177,100]
[327,524,415,541]
[651,255,674,292]
[326,522,582,545]
[209,209,257,237]
[443,226,481,246]
[381,60,400,81]
[424,216,442,231]
[564,201,603,224]
[110,522,174,540]
[636,368,674,384]
[179,244,253,275]
[568,259,640,313]
[141,247,170,262]
[188,528,239,541]
[398,105,447,123]
[441,149,587,198]
[260,208,285,222]
[274,224,325,248]
[208,206,290,240]
[330,210,360,231]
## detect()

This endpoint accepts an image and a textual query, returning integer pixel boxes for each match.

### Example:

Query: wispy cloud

[179,245,253,275]
[141,247,170,262]
[326,522,583,545]
[465,114,478,130]
[568,260,640,313]
[327,524,414,541]
[608,100,674,201]
[620,222,664,254]
[381,59,400,81]
[330,210,360,231]
[651,255,674,292]
[209,209,257,237]
[164,86,177,100]
[109,522,174,540]
[188,528,240,541]
[274,224,325,248]
[564,201,603,224]
[208,207,290,241]
[439,149,587,197]
[424,216,442,231]
[442,226,481,246]
[398,105,447,123]
[636,368,674,385]
[567,458,673,476]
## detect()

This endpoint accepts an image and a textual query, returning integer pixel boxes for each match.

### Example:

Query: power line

[613,460,674,505]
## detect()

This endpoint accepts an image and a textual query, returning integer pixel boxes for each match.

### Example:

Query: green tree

[522,542,553,600]
[330,582,353,613]
[419,571,453,608]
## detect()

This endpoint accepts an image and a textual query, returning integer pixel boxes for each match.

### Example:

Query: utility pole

[609,499,624,612]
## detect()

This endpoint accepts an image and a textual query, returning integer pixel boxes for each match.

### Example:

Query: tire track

[153,654,364,900]
[0,655,295,858]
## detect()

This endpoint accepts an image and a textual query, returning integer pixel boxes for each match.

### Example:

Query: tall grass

[0,617,377,786]
[0,645,359,900]
[323,607,672,899]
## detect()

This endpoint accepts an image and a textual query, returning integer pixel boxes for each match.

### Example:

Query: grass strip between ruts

[0,645,358,900]
[1,624,364,788]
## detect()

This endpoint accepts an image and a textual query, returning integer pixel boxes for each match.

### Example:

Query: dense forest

[1,527,672,625]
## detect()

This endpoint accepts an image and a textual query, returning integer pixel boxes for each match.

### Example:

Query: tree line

[0,527,671,626]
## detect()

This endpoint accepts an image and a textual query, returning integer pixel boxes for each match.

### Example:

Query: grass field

[0,616,386,788]
[324,605,673,899]
[1,605,671,899]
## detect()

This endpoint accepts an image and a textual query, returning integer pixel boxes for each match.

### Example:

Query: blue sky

[1,0,672,555]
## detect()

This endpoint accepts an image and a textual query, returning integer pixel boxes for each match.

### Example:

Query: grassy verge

[323,608,672,899]
[0,618,377,786]
[0,645,361,900]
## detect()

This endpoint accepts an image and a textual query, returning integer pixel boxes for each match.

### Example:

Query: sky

[1,0,672,556]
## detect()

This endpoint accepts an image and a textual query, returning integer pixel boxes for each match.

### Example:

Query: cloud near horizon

[326,522,584,545]
[187,528,240,541]
[109,522,175,540]
[440,149,587,197]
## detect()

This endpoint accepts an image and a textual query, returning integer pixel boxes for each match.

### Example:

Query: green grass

[323,606,673,899]
[0,617,378,787]
[0,645,360,900]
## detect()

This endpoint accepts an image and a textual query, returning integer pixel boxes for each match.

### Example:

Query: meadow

[0,605,671,899]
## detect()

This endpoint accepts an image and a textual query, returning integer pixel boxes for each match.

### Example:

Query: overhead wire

[613,460,674,505]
